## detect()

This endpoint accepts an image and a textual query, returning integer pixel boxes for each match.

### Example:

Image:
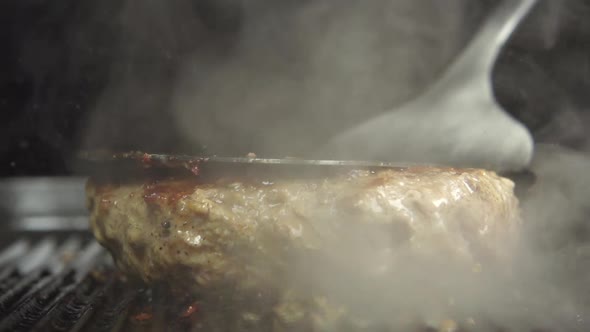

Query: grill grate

[0,233,200,332]
[0,233,586,332]
[0,232,217,332]
[0,230,233,332]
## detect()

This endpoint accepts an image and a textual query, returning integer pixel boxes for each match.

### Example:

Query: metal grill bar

[32,275,112,332]
[0,235,147,332]
[0,234,202,332]
[0,233,581,331]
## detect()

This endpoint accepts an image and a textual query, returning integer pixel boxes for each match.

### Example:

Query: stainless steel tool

[78,150,440,169]
[317,0,539,172]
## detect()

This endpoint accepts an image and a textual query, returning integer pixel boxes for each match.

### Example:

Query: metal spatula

[77,150,535,197]
[77,150,440,172]
[317,0,539,172]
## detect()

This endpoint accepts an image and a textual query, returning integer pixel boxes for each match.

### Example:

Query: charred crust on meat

[161,220,172,237]
[162,219,172,229]
[130,241,147,261]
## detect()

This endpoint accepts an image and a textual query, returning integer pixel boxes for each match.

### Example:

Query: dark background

[1,0,589,177]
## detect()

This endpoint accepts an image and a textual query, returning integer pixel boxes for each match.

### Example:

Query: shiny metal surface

[0,177,88,231]
[80,150,441,169]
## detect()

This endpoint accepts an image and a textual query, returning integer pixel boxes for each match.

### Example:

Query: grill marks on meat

[87,167,521,328]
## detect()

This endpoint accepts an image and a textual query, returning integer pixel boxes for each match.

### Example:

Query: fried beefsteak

[87,167,521,329]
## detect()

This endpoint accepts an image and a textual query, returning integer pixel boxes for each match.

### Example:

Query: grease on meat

[87,167,521,329]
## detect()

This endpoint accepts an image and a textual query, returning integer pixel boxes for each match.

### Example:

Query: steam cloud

[297,145,590,331]
[169,0,470,157]
[79,0,590,330]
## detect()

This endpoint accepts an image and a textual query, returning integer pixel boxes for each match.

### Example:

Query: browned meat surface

[87,166,521,330]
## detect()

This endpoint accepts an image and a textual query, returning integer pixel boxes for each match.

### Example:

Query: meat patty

[87,166,521,330]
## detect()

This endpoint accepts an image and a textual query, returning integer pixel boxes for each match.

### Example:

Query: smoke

[79,0,208,154]
[169,0,470,157]
[270,144,590,331]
